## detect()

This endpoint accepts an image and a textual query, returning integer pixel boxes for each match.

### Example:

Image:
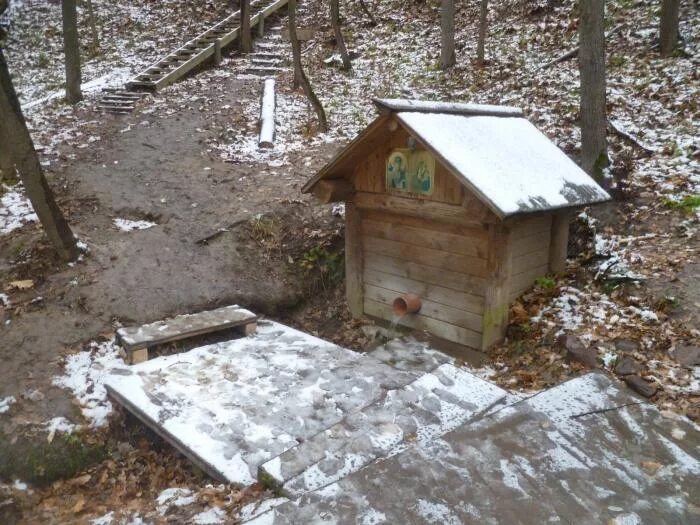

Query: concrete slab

[366,337,453,374]
[251,373,700,524]
[260,363,512,496]
[105,321,420,485]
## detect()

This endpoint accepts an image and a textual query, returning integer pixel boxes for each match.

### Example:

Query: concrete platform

[250,373,700,524]
[104,321,426,485]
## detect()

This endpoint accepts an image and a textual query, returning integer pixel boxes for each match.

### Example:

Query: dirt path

[0,66,342,485]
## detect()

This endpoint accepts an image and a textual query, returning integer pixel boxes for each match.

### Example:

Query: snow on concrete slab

[264,363,510,497]
[0,185,38,234]
[104,321,418,486]
[256,373,699,524]
[396,112,610,217]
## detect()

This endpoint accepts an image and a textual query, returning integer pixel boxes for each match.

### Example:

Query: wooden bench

[116,305,258,364]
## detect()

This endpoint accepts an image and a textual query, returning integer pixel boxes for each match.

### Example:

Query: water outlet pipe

[392,293,422,316]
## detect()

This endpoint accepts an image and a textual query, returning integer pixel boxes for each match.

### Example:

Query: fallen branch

[608,119,656,155]
[538,23,625,71]
[195,218,247,245]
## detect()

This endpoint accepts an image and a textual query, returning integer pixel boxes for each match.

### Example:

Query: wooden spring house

[303,99,610,351]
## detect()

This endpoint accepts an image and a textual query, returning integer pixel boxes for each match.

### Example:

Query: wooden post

[214,40,222,66]
[345,202,364,317]
[481,224,512,350]
[549,211,570,274]
[259,78,276,149]
[258,14,265,38]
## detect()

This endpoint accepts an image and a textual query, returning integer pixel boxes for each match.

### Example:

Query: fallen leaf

[640,460,663,475]
[9,280,34,290]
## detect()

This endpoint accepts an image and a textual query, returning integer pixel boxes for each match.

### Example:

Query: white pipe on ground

[258,78,276,149]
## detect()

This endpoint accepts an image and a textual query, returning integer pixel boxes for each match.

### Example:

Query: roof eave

[301,114,390,194]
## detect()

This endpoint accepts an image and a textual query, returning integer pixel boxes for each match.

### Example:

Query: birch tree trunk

[476,0,488,64]
[659,0,679,57]
[578,0,607,179]
[62,0,82,104]
[289,0,328,132]
[240,0,252,53]
[440,0,455,69]
[330,0,352,70]
[0,51,79,261]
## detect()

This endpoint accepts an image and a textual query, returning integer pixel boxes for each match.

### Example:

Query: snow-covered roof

[374,98,524,118]
[304,99,610,218]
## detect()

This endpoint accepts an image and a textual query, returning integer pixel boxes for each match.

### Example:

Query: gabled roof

[304,99,611,219]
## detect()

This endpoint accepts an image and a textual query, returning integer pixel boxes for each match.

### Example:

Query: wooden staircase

[98,0,289,113]
[126,0,288,91]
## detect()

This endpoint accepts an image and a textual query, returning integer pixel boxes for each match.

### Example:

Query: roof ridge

[373,98,524,118]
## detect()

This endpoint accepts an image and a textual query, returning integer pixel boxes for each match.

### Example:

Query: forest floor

[1,0,699,523]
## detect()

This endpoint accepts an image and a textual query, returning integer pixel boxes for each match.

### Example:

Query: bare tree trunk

[659,0,679,57]
[62,0,82,103]
[440,0,455,69]
[240,0,252,53]
[476,0,488,64]
[0,50,79,261]
[358,0,377,26]
[0,132,14,184]
[289,0,328,132]
[330,0,351,70]
[84,0,99,55]
[578,0,607,179]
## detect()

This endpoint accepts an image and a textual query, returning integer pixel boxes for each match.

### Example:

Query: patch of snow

[238,498,289,522]
[156,487,196,514]
[45,416,77,435]
[12,479,28,491]
[414,499,461,525]
[113,218,157,232]
[499,459,528,498]
[0,293,10,307]
[192,506,226,525]
[0,185,38,234]
[359,508,388,525]
[90,512,114,525]
[52,338,128,427]
[0,396,17,414]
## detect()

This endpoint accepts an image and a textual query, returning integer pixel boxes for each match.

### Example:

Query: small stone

[614,339,639,353]
[624,375,657,398]
[614,357,643,376]
[673,346,700,368]
[556,334,597,368]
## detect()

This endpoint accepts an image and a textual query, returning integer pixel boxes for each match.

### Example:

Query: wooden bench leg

[128,348,149,365]
[237,322,257,336]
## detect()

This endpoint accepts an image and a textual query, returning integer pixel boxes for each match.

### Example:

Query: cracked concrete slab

[251,373,700,524]
[104,321,425,485]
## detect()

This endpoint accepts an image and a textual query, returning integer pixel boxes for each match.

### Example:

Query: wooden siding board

[363,253,486,296]
[363,284,483,333]
[363,236,488,277]
[363,268,485,315]
[364,299,482,349]
[361,218,488,259]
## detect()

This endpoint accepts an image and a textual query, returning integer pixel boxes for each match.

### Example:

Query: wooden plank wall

[359,209,487,348]
[509,215,553,300]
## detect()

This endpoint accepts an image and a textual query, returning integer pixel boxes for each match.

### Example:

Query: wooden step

[116,305,258,364]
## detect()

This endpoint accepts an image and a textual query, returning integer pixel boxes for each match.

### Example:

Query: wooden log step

[252,58,282,66]
[97,106,134,114]
[116,305,258,364]
[251,52,285,60]
[246,66,285,75]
